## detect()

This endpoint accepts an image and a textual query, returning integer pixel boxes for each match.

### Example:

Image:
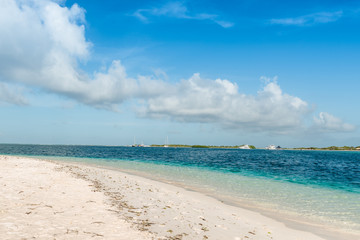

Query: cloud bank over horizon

[0,0,355,134]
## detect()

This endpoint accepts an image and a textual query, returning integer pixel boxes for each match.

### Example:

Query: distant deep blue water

[1,144,360,233]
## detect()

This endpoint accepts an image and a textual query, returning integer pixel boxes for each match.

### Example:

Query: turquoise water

[1,144,359,234]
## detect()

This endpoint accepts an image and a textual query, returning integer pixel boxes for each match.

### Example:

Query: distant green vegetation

[191,145,209,148]
[294,146,360,151]
[248,145,256,149]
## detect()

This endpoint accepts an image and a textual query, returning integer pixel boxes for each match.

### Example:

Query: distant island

[150,144,256,149]
[293,146,360,151]
[150,144,360,151]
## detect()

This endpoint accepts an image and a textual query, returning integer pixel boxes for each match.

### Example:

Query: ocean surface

[1,144,359,235]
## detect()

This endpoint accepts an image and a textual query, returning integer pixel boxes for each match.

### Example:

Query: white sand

[0,155,152,240]
[0,155,352,239]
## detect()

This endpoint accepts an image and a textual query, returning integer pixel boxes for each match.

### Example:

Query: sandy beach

[0,155,347,240]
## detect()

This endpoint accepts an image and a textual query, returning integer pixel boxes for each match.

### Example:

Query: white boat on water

[132,137,147,147]
[131,136,137,147]
[164,136,169,148]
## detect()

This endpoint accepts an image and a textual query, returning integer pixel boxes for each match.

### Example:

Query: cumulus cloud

[313,112,356,132]
[0,0,354,134]
[142,74,310,133]
[0,0,164,110]
[0,0,90,96]
[270,11,343,26]
[133,1,234,28]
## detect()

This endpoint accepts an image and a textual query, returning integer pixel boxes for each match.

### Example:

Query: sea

[1,144,359,237]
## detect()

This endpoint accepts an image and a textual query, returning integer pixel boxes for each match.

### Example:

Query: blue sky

[0,0,359,147]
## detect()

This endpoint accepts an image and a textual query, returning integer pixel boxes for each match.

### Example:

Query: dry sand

[0,155,339,239]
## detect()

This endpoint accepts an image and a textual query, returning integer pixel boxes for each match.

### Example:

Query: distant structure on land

[266,145,276,150]
[266,145,282,150]
[239,144,251,149]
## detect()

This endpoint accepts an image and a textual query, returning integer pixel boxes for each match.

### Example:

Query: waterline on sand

[32,154,360,238]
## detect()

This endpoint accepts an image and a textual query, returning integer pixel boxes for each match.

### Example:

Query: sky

[0,0,359,148]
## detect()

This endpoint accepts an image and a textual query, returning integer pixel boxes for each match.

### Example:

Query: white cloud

[270,11,343,26]
[313,112,356,132]
[142,74,310,133]
[0,0,89,82]
[0,82,27,105]
[133,1,234,28]
[0,0,129,110]
[0,0,354,135]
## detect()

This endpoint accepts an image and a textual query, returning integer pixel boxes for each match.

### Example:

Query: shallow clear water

[1,144,359,233]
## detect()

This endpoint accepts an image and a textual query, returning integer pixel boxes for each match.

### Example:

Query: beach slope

[0,155,152,239]
[0,155,328,239]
